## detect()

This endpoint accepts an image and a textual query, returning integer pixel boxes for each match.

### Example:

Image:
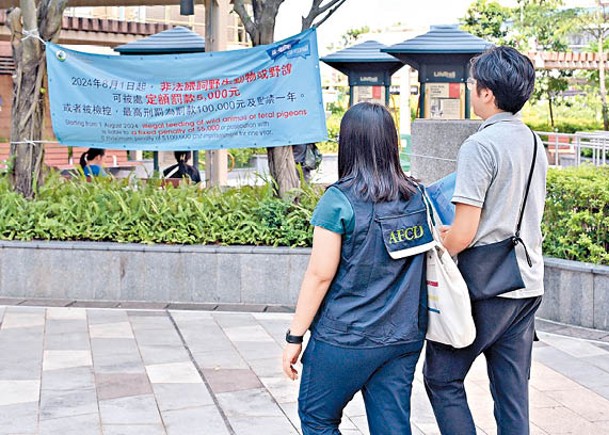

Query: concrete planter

[1,240,608,331]
[538,257,609,331]
[0,240,310,307]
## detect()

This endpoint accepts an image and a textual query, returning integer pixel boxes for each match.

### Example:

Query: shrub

[543,165,609,265]
[0,173,322,247]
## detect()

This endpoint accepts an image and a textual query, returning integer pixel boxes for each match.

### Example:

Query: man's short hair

[470,46,535,114]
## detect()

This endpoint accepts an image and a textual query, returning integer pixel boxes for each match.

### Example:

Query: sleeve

[452,138,495,208]
[310,186,355,235]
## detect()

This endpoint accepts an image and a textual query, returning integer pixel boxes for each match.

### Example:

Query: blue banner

[46,29,327,151]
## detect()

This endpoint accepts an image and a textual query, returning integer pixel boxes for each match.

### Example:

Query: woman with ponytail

[79,148,108,177]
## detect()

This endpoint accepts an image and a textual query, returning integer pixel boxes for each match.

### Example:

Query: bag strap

[512,128,538,267]
[515,128,538,237]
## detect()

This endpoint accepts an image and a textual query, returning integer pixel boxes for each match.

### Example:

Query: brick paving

[0,303,608,434]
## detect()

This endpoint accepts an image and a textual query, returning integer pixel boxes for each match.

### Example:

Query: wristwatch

[285,329,304,344]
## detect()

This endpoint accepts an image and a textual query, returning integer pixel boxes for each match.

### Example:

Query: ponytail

[79,148,105,170]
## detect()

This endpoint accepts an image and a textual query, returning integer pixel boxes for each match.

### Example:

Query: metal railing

[535,130,609,167]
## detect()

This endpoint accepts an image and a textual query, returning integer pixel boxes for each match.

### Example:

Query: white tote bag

[423,195,476,348]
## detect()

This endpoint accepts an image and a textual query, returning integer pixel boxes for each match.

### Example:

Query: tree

[461,0,513,45]
[462,0,580,127]
[6,0,68,198]
[578,1,609,130]
[233,0,348,198]
[513,0,580,127]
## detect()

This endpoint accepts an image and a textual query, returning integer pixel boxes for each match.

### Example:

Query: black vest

[311,178,428,348]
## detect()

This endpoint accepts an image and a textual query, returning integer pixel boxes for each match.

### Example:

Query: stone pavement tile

[162,405,231,435]
[248,356,284,378]
[132,329,182,347]
[593,385,609,401]
[216,387,286,418]
[410,380,438,431]
[39,412,101,435]
[43,350,92,371]
[99,394,163,425]
[530,386,561,408]
[583,354,609,374]
[278,401,301,431]
[102,424,166,435]
[222,324,275,342]
[229,416,299,435]
[47,307,87,320]
[212,312,257,329]
[347,416,370,435]
[89,322,134,339]
[39,387,98,420]
[542,327,609,342]
[540,333,609,358]
[126,309,169,317]
[42,367,96,392]
[0,380,40,406]
[192,349,249,370]
[91,338,145,374]
[463,381,496,434]
[204,368,262,393]
[535,346,609,391]
[544,388,609,422]
[137,345,191,366]
[260,376,301,404]
[87,309,129,325]
[529,361,587,392]
[530,422,550,434]
[96,373,152,401]
[1,310,45,329]
[0,402,39,433]
[44,319,90,351]
[231,340,285,363]
[531,405,598,434]
[592,420,609,432]
[146,362,202,384]
[169,310,213,321]
[151,383,214,411]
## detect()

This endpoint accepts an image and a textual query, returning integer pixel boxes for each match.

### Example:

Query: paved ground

[0,303,608,435]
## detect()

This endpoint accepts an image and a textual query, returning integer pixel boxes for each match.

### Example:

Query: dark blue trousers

[298,338,422,435]
[423,296,542,435]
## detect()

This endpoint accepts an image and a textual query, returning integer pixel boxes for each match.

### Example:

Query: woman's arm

[282,226,341,380]
[440,203,482,256]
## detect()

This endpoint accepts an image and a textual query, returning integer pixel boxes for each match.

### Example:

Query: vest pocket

[377,208,435,259]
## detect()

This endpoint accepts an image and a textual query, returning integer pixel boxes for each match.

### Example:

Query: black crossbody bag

[457,129,538,301]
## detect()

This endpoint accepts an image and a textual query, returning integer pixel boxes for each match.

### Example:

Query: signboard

[353,86,385,105]
[425,82,464,119]
[46,29,327,151]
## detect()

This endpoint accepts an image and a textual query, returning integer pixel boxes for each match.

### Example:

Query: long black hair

[79,148,105,170]
[338,102,416,202]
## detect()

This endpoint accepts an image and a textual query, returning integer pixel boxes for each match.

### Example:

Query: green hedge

[543,166,609,265]
[1,166,608,265]
[0,174,320,247]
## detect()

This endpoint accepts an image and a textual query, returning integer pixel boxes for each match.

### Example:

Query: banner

[46,29,327,151]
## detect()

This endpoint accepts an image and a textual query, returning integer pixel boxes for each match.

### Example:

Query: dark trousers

[298,338,422,435]
[423,296,542,435]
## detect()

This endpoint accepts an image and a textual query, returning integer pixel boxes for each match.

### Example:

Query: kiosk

[383,25,492,119]
[321,40,405,107]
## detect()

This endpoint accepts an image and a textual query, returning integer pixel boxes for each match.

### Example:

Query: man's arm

[440,203,482,256]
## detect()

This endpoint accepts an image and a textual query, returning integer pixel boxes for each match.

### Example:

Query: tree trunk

[548,97,555,128]
[598,32,609,130]
[7,0,66,198]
